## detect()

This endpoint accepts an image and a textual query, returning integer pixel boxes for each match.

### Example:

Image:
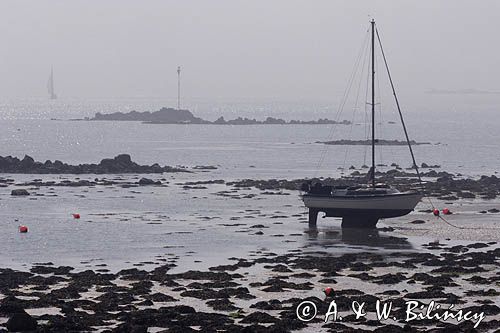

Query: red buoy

[72,213,81,219]
[324,287,334,296]
[442,208,452,215]
[19,225,28,233]
[433,209,440,216]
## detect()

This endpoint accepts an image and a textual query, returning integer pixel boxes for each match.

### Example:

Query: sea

[1,93,500,272]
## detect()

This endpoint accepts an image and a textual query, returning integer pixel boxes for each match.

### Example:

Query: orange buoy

[433,209,440,216]
[72,213,81,219]
[19,225,28,233]
[324,287,334,296]
[442,208,452,215]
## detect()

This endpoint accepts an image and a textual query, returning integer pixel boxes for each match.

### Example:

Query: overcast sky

[0,0,499,101]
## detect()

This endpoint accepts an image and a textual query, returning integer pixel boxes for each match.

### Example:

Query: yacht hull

[302,192,422,228]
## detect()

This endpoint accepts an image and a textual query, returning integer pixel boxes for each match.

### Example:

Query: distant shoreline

[317,139,431,146]
[426,88,500,95]
[84,107,352,125]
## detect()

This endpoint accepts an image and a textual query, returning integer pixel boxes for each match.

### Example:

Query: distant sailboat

[48,67,57,99]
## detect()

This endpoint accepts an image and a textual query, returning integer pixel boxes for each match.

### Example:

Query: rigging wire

[314,28,370,178]
[376,26,500,230]
[375,47,384,167]
[375,27,422,187]
[342,34,370,171]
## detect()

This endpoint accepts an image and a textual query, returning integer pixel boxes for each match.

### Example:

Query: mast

[370,19,375,187]
[177,66,181,110]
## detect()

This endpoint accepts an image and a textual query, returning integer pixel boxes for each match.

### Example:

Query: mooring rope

[376,25,500,231]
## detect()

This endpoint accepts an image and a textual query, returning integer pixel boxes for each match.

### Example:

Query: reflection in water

[304,224,413,250]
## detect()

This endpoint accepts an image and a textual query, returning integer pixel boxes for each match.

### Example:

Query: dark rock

[214,116,226,124]
[206,298,239,311]
[404,290,449,299]
[19,155,35,170]
[250,224,267,229]
[0,154,189,174]
[93,108,207,124]
[241,311,279,324]
[113,323,148,333]
[175,270,232,280]
[373,273,406,284]
[30,265,74,275]
[6,310,38,332]
[146,293,177,303]
[136,299,154,306]
[138,178,161,185]
[468,242,489,249]
[11,189,30,196]
[114,154,132,165]
[270,264,292,273]
[250,299,282,310]
[437,195,458,201]
[465,289,499,297]
[0,296,26,315]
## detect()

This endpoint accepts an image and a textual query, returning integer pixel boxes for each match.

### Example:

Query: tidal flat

[0,169,499,332]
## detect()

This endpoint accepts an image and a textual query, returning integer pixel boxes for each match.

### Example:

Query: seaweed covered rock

[11,189,30,196]
[6,310,38,332]
[0,154,189,174]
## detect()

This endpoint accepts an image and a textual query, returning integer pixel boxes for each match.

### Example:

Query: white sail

[48,67,57,99]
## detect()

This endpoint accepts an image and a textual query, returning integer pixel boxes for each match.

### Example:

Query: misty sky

[0,0,499,101]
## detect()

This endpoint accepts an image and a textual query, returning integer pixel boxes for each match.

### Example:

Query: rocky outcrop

[90,108,351,125]
[92,108,208,124]
[0,154,189,174]
[226,170,500,200]
[211,116,350,125]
